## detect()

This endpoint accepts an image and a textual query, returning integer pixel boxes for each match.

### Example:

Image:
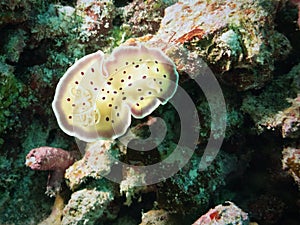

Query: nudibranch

[52,45,178,142]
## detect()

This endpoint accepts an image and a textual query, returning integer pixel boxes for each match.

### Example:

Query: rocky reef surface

[0,0,300,225]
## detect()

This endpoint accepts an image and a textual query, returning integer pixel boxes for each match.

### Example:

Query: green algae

[0,60,32,145]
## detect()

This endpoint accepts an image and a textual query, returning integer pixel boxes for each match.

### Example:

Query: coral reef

[61,181,118,225]
[1,0,300,224]
[61,141,123,224]
[0,120,72,224]
[263,95,300,138]
[128,0,291,90]
[76,0,115,43]
[192,201,249,225]
[63,128,238,223]
[282,147,300,187]
[139,209,179,225]
[122,0,170,37]
[65,140,116,190]
[120,167,153,206]
[241,62,299,133]
[156,151,237,214]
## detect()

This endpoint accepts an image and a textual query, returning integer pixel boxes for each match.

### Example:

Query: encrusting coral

[61,184,117,225]
[76,0,115,43]
[52,44,178,141]
[126,0,291,90]
[192,201,249,225]
[65,140,116,190]
[122,0,170,37]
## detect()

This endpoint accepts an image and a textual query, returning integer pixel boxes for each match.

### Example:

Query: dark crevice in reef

[221,131,300,225]
[275,2,300,71]
[114,0,134,7]
[17,39,50,67]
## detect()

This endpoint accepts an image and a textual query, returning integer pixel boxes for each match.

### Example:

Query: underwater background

[0,0,300,224]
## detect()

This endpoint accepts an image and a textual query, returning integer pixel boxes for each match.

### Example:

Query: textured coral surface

[1,0,300,225]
